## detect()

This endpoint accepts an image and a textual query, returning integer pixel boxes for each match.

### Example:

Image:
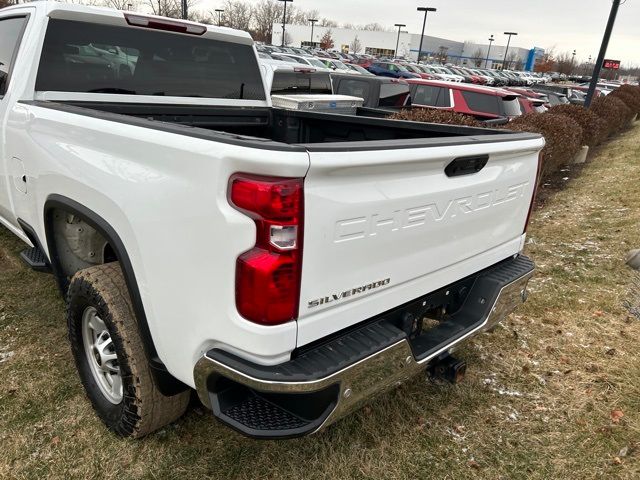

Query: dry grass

[1,124,640,479]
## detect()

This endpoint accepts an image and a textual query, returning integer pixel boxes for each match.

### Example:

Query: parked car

[367,61,421,79]
[532,88,570,106]
[319,58,357,74]
[331,74,411,108]
[344,63,375,76]
[428,65,465,83]
[519,96,548,113]
[406,79,523,120]
[276,53,332,72]
[447,66,484,84]
[506,87,551,108]
[0,2,541,440]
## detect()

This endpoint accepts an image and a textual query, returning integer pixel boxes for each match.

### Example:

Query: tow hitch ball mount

[428,356,467,384]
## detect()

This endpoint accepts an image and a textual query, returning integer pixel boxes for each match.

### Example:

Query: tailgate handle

[445,155,489,177]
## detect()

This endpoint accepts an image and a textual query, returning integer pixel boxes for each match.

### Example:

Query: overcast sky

[204,0,640,66]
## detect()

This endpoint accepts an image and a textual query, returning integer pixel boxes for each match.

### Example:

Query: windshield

[276,55,303,64]
[308,58,327,69]
[333,60,349,70]
[36,19,266,100]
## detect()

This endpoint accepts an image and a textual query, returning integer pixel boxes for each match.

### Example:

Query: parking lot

[1,1,640,478]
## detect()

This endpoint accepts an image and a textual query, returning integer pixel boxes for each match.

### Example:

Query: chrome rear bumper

[194,255,534,439]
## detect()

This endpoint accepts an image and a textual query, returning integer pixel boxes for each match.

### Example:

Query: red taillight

[523,151,543,233]
[229,174,304,326]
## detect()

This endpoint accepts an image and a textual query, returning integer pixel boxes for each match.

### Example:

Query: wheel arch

[43,194,188,396]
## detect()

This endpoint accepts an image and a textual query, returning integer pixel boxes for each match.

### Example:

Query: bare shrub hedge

[547,104,608,147]
[504,113,583,178]
[389,108,483,127]
[610,85,640,115]
[609,91,640,117]
[590,96,633,135]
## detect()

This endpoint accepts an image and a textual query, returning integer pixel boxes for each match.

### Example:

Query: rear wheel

[67,263,189,438]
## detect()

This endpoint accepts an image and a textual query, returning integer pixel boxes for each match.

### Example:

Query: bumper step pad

[196,255,535,439]
[19,246,52,273]
[223,391,309,431]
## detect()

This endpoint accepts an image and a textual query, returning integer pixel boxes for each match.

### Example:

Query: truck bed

[24,101,537,150]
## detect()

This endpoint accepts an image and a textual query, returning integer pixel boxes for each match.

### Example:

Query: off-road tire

[67,263,189,438]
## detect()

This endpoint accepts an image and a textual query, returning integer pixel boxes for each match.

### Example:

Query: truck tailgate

[297,137,543,346]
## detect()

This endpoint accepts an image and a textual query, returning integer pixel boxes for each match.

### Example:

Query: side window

[461,91,501,115]
[336,79,371,101]
[413,85,442,106]
[413,86,451,108]
[438,88,451,107]
[0,16,28,97]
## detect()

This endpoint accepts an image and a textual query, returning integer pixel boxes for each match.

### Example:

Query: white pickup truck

[0,2,542,439]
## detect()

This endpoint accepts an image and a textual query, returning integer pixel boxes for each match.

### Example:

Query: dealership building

[271,24,544,71]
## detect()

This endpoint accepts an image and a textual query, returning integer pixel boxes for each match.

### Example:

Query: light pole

[502,31,518,70]
[308,18,318,47]
[394,23,406,59]
[585,0,621,107]
[181,0,188,19]
[571,49,576,75]
[417,7,436,64]
[215,9,224,26]
[278,0,293,47]
[485,34,494,68]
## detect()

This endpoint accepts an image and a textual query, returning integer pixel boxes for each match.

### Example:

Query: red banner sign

[602,59,621,70]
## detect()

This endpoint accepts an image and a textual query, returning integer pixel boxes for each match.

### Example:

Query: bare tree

[217,0,252,30]
[506,51,518,70]
[472,47,483,67]
[555,51,574,74]
[144,0,182,18]
[359,22,389,32]
[319,18,338,28]
[349,35,362,54]
[104,0,137,10]
[251,0,283,42]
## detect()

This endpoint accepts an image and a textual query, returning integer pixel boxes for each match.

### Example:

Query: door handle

[445,155,489,177]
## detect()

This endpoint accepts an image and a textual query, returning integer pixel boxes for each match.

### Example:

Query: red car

[406,79,523,120]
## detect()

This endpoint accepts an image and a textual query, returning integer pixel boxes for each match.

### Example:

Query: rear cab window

[36,19,266,100]
[271,71,332,95]
[335,78,371,103]
[0,15,29,97]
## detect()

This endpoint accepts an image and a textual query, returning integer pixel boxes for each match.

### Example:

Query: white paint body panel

[0,3,544,388]
[297,141,540,346]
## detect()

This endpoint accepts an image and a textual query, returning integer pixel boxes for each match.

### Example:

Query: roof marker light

[124,13,207,36]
